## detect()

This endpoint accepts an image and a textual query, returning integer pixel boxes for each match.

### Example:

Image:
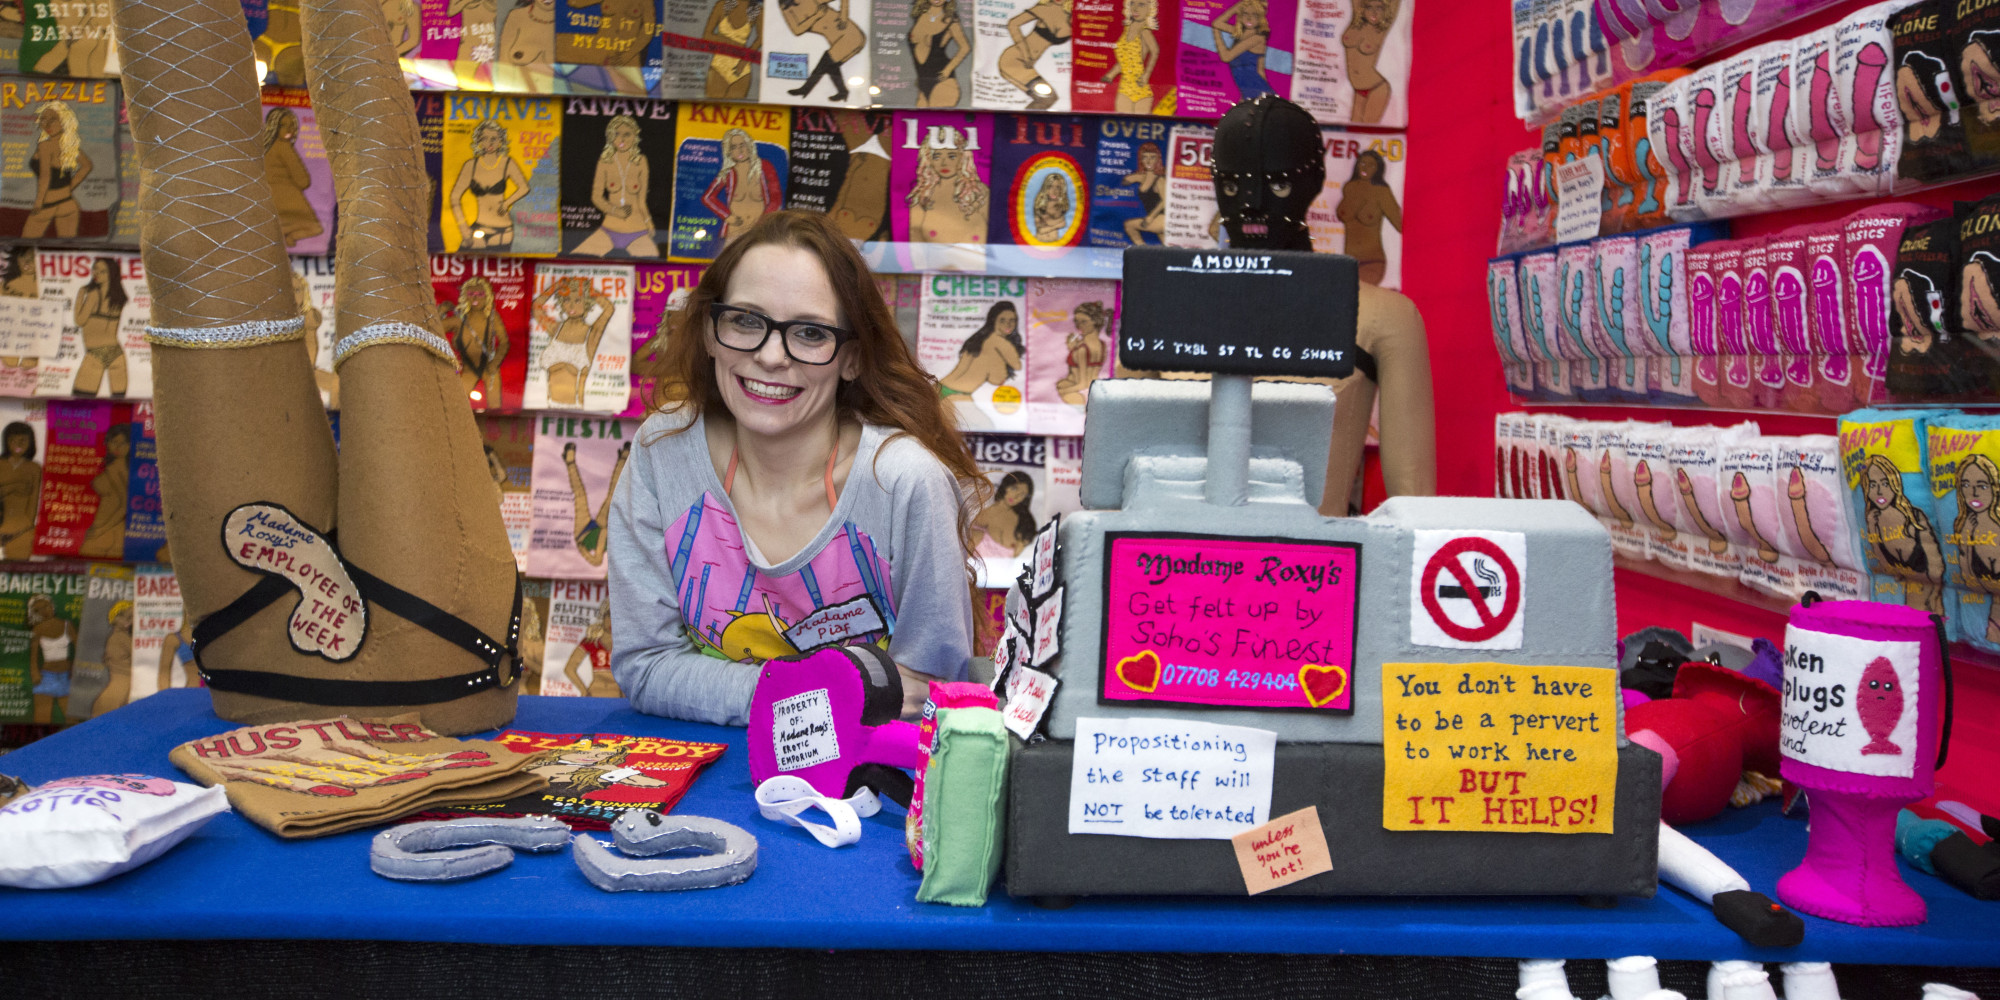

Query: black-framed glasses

[709,303,853,366]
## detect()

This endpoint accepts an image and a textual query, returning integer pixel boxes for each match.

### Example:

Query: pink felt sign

[1101,533,1360,713]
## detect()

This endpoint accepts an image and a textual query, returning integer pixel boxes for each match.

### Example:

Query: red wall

[1401,2,1999,816]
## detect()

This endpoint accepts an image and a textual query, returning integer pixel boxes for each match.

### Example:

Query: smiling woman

[609,210,986,726]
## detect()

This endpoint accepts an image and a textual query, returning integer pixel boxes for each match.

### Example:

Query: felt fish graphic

[1857,656,1904,756]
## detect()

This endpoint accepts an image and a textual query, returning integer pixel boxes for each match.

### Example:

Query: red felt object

[1627,661,1782,825]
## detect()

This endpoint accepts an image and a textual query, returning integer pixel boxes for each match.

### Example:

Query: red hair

[637,210,988,551]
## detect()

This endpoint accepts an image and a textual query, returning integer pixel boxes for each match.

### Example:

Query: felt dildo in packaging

[1709,238,1756,408]
[1890,0,1971,185]
[1636,223,1708,405]
[1793,26,1860,198]
[1886,216,1983,402]
[1718,50,1771,212]
[0,775,229,889]
[1848,203,1950,404]
[1832,3,1903,196]
[1802,219,1861,412]
[1763,228,1820,411]
[1751,39,1812,208]
[1645,75,1702,222]
[1720,437,1796,598]
[1489,256,1537,398]
[1625,420,1690,570]
[1924,413,2000,652]
[1840,408,1955,631]
[1778,434,1870,602]
[1559,418,1606,518]
[1520,248,1573,400]
[1602,420,1666,559]
[1742,235,1789,407]
[1669,421,1761,580]
[1557,241,1612,401]
[1591,234,1648,400]
[1685,63,1731,217]
[1685,237,1725,406]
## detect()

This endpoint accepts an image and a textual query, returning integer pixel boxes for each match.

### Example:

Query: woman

[72,257,127,398]
[973,470,1036,557]
[0,422,40,560]
[292,272,338,408]
[448,276,509,405]
[1101,0,1158,114]
[562,602,621,696]
[1955,453,2000,643]
[1121,141,1165,245]
[524,741,669,790]
[448,122,531,252]
[499,0,555,68]
[30,7,108,77]
[908,0,969,107]
[1342,0,1398,124]
[533,277,615,407]
[998,0,1071,110]
[779,0,866,103]
[261,107,324,248]
[702,128,784,247]
[23,103,90,240]
[610,210,981,725]
[79,423,129,559]
[27,593,76,725]
[448,0,498,64]
[701,0,761,100]
[155,620,197,696]
[91,599,134,716]
[1862,452,1944,614]
[381,0,420,55]
[1212,0,1271,101]
[1337,149,1402,286]
[1030,173,1073,243]
[2,246,38,374]
[940,300,1022,397]
[567,440,629,567]
[906,142,988,244]
[1053,299,1108,405]
[573,115,658,258]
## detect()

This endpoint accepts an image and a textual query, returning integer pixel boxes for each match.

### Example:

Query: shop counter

[3,691,1997,969]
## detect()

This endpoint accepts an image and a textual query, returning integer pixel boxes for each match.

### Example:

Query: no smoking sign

[1409,530,1526,650]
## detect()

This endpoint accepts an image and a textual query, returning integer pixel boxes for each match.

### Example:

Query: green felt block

[915,707,1011,907]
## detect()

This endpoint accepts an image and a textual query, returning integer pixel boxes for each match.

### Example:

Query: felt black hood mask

[1213,95,1325,251]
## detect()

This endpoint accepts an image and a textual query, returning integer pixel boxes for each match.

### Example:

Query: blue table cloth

[2,690,1996,965]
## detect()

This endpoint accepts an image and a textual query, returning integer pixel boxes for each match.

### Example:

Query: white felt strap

[753,776,880,849]
[1657,822,1751,904]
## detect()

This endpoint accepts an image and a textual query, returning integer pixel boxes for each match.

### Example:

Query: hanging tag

[1003,665,1058,740]
[1031,586,1064,667]
[1030,516,1061,599]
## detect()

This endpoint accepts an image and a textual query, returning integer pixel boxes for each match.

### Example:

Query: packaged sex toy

[1668,421,1761,580]
[1950,195,2000,396]
[1685,236,1726,406]
[1592,233,1649,399]
[1956,0,2000,169]
[1708,238,1756,407]
[0,775,229,889]
[1740,235,1790,408]
[1751,39,1812,207]
[1520,248,1574,400]
[1718,50,1772,211]
[1846,203,1949,403]
[1685,63,1732,217]
[1776,434,1870,601]
[1802,220,1862,411]
[1763,229,1821,411]
[1886,216,1980,402]
[1890,0,1971,184]
[1840,407,1956,630]
[1557,241,1613,401]
[1559,419,1607,517]
[1924,413,2000,652]
[1489,256,1538,398]
[1793,26,1863,197]
[1832,3,1905,195]
[1602,420,1666,559]
[1625,420,1691,570]
[1720,438,1796,598]
[1627,74,1684,229]
[1636,223,1706,404]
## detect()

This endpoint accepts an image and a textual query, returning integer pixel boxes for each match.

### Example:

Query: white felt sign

[1554,155,1605,246]
[1002,664,1057,740]
[1410,530,1527,651]
[1031,586,1064,667]
[1030,516,1060,599]
[1781,625,1920,778]
[990,620,1025,693]
[771,688,840,772]
[222,504,366,661]
[1068,716,1276,840]
[783,596,886,652]
[0,296,65,357]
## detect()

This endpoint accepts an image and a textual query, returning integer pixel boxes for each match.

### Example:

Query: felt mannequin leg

[1518,959,1572,995]
[1778,962,1840,1000]
[1708,960,1760,1000]
[112,0,341,721]
[299,0,520,735]
[1604,955,1686,1000]
[1719,967,1778,1000]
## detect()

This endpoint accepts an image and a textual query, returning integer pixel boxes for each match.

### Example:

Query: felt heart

[1299,664,1348,708]
[1116,650,1162,693]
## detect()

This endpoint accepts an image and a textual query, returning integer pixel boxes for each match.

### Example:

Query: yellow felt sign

[1381,662,1618,834]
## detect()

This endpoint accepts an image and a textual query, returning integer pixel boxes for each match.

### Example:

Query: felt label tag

[1380,662,1618,834]
[1002,664,1058,740]
[1410,530,1526,650]
[1780,625,1920,778]
[1099,533,1362,712]
[1030,586,1064,667]
[1030,516,1060,598]
[1231,806,1333,894]
[221,503,366,661]
[783,596,887,652]
[1554,155,1605,246]
[770,688,839,772]
[1067,716,1276,840]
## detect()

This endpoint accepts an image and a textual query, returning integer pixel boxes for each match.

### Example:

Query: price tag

[1231,806,1333,894]
[1554,155,1605,245]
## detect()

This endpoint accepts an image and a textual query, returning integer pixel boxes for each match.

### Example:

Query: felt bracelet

[145,315,306,349]
[573,813,759,892]
[754,775,879,848]
[369,816,569,882]
[333,321,458,369]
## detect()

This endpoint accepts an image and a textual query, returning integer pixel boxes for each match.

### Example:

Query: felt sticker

[1030,515,1060,598]
[770,687,840,771]
[221,503,366,661]
[1067,715,1276,840]
[1030,585,1063,666]
[1099,532,1361,712]
[783,595,888,652]
[1410,530,1526,651]
[1781,625,1919,779]
[1381,661,1618,835]
[1231,805,1332,895]
[1001,663,1057,740]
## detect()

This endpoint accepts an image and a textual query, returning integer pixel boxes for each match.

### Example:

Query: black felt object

[1711,890,1805,947]
[1929,832,2000,899]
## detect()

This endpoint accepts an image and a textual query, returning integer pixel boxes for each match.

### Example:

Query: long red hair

[638,210,988,547]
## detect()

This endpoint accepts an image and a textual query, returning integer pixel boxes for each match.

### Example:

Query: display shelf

[1613,552,2000,673]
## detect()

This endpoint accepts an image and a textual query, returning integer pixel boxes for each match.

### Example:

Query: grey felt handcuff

[572,811,759,892]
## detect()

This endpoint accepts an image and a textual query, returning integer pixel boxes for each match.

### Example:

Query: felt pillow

[915,707,1010,908]
[0,775,229,889]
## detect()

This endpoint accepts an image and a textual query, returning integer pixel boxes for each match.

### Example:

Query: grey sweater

[608,408,974,725]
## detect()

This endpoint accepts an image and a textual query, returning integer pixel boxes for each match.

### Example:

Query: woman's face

[465,284,491,310]
[1967,464,1996,515]
[92,260,111,284]
[106,433,129,460]
[558,748,613,765]
[932,147,962,180]
[562,293,589,319]
[728,135,752,162]
[38,109,58,137]
[612,127,636,152]
[1128,0,1150,21]
[1000,480,1028,504]
[1139,145,1161,171]
[112,607,132,631]
[5,432,29,458]
[280,116,298,140]
[996,307,1017,335]
[712,243,858,440]
[1867,465,1897,508]
[1073,310,1098,336]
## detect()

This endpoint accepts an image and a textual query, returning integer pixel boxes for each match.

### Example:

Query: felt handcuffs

[754,775,881,848]
[369,816,569,882]
[194,502,524,706]
[573,811,759,891]
[748,644,922,807]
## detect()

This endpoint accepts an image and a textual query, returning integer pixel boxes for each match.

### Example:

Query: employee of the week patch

[1099,532,1362,712]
